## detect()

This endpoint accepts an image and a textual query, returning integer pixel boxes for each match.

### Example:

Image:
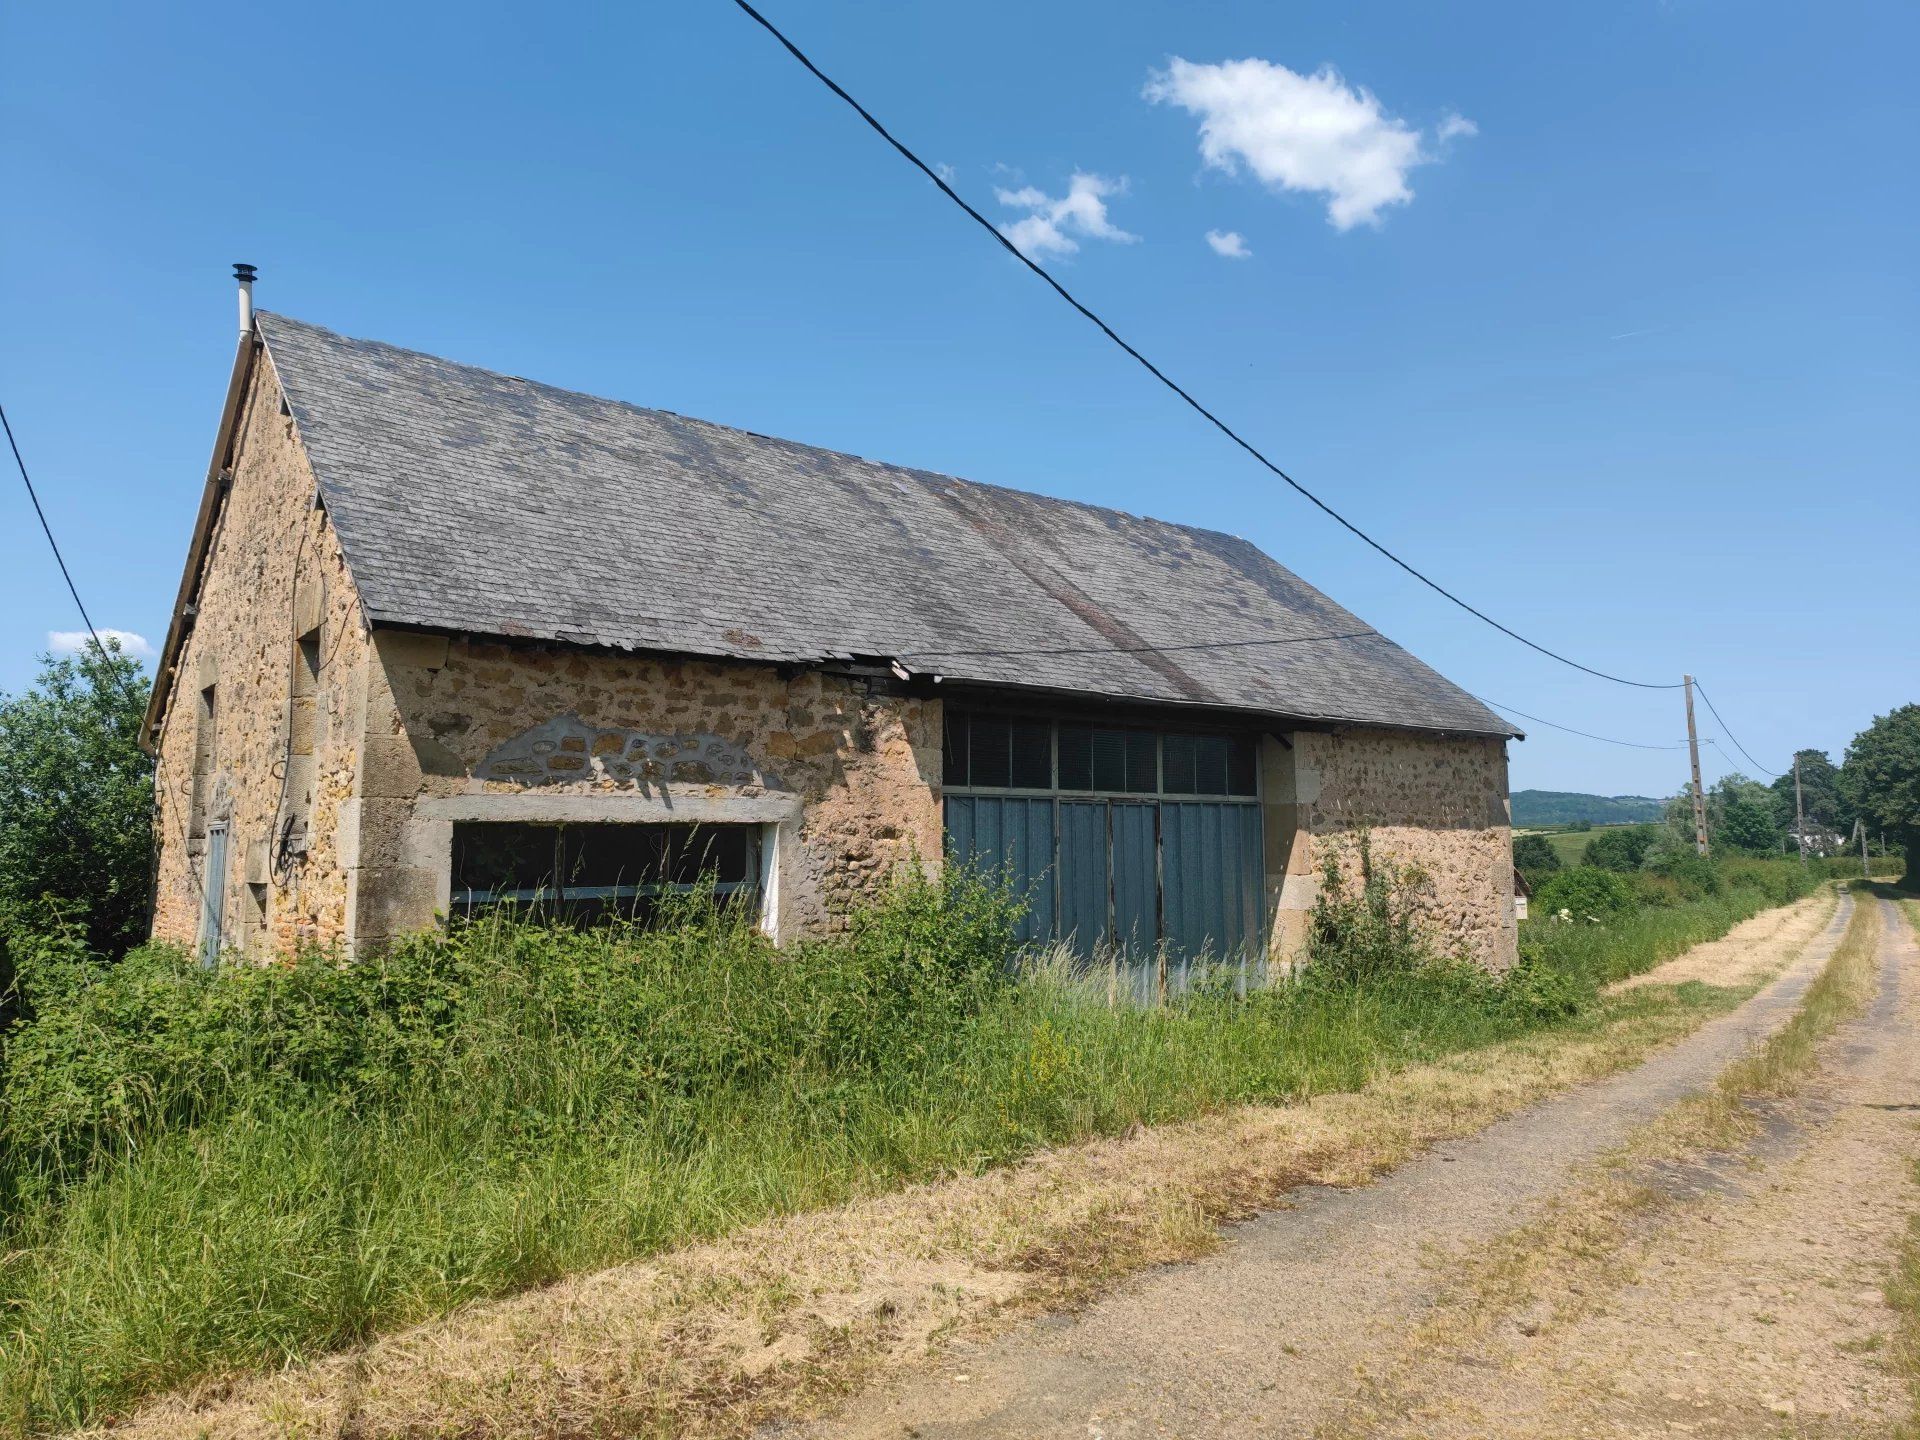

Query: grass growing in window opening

[0,861,1821,1435]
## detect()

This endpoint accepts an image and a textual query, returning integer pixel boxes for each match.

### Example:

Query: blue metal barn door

[942,795,1056,944]
[1161,802,1265,962]
[942,713,1269,984]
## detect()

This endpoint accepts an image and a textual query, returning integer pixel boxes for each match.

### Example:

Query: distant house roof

[248,312,1514,738]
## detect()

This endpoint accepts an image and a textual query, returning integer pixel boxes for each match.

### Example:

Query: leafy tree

[1651,786,1705,864]
[1767,749,1852,843]
[0,642,154,959]
[1842,705,1920,868]
[1711,773,1784,855]
[1581,823,1657,872]
[1512,832,1561,874]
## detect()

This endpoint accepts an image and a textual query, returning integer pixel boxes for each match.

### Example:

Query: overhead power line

[1693,682,1780,776]
[727,0,1685,693]
[896,627,1380,661]
[1473,695,1692,750]
[1,402,145,711]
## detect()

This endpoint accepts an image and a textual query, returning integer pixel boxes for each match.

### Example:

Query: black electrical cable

[896,627,1380,661]
[1,401,145,711]
[1472,695,1692,750]
[727,0,1685,692]
[1693,682,1780,777]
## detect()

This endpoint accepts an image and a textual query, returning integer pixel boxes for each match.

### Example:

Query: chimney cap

[233,262,257,282]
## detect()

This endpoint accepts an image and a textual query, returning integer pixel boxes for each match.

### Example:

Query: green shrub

[1531,867,1636,921]
[0,869,1015,1211]
[1646,850,1722,899]
[1626,871,1685,908]
[1517,856,1816,987]
[1581,824,1657,872]
[1497,950,1596,1021]
[1512,832,1561,875]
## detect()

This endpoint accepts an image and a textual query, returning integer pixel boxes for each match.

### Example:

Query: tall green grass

[0,860,1817,1433]
[1521,856,1817,985]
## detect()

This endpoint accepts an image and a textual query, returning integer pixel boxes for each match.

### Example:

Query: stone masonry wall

[348,635,943,947]
[150,355,372,954]
[1270,728,1516,971]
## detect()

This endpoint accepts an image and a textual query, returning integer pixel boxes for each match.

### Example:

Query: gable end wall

[150,356,373,953]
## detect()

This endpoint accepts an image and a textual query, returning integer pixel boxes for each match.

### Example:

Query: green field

[1519,826,1638,869]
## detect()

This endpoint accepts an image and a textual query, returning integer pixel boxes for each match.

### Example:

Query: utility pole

[1861,821,1871,880]
[1793,753,1808,869]
[1684,675,1709,856]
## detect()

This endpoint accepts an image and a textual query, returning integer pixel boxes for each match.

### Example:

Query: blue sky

[2,0,1914,797]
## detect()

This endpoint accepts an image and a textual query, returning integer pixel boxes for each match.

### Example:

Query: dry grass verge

[1892,894,1920,1440]
[1895,1163,1920,1440]
[81,893,1842,1440]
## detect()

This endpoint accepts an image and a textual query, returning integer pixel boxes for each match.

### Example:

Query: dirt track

[801,892,1920,1439]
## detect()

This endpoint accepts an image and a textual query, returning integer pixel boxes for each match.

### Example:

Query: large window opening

[281,628,322,860]
[451,821,764,928]
[942,711,1257,798]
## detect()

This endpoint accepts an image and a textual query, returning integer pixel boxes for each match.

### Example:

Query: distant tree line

[1509,790,1665,827]
[1514,704,1918,881]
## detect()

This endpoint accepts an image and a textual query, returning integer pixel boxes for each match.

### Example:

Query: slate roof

[256,312,1515,738]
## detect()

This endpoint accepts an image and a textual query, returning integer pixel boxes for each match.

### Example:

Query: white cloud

[934,161,957,183]
[48,628,154,660]
[1145,57,1473,230]
[994,172,1139,258]
[1205,228,1251,258]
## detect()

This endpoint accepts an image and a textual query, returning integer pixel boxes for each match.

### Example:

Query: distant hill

[1511,790,1666,828]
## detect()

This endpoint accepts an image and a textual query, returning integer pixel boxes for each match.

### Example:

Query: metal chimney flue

[234,263,257,336]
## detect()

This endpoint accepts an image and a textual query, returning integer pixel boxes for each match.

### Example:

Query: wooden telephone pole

[1793,753,1808,869]
[1684,675,1709,856]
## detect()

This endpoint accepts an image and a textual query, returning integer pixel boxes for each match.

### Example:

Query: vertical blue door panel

[1109,802,1157,959]
[1057,800,1108,959]
[1162,802,1265,960]
[944,795,1055,943]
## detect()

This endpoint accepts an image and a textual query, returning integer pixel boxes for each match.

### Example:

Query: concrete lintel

[416,789,804,827]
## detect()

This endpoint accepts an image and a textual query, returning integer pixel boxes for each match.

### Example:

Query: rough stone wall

[1271,728,1516,971]
[351,636,943,946]
[150,355,371,954]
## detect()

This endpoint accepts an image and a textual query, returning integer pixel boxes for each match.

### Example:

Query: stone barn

[145,287,1522,970]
